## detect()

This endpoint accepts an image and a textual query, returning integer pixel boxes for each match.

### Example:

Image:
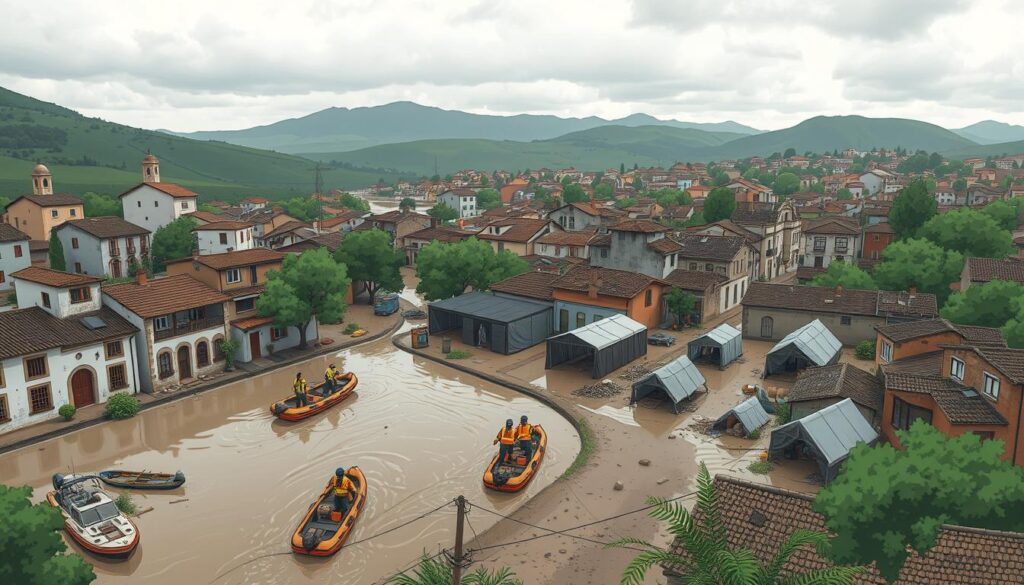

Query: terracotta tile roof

[366,209,428,224]
[165,248,284,271]
[519,254,589,273]
[696,219,763,244]
[224,284,265,298]
[11,267,102,287]
[608,219,669,233]
[552,265,663,299]
[880,352,943,376]
[663,269,729,292]
[802,217,860,235]
[884,372,1007,425]
[102,274,229,318]
[11,193,83,207]
[588,233,611,247]
[965,257,1024,284]
[476,218,554,243]
[28,239,48,252]
[118,182,197,199]
[0,223,30,242]
[404,226,474,243]
[796,266,827,281]
[0,306,138,361]
[647,237,684,254]
[57,217,150,239]
[231,316,273,331]
[970,346,1024,384]
[536,230,596,247]
[864,221,895,233]
[742,283,938,319]
[732,202,784,224]
[675,234,748,261]
[278,232,346,253]
[241,197,268,203]
[489,271,560,301]
[193,221,253,231]
[667,475,1024,584]
[789,363,883,413]
[263,220,313,239]
[875,318,1006,345]
[186,211,225,224]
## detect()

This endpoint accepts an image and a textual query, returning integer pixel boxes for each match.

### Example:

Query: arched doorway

[70,369,96,407]
[177,346,192,381]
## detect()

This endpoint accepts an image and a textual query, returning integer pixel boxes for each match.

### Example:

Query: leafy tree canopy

[415,237,527,301]
[562,183,589,204]
[334,229,404,304]
[815,421,1024,581]
[399,197,417,210]
[981,199,1023,232]
[941,279,1024,328]
[338,192,371,212]
[257,248,349,348]
[613,197,637,210]
[703,187,737,223]
[48,230,66,271]
[664,288,696,326]
[836,187,853,200]
[873,238,963,305]
[772,172,801,196]
[593,182,615,201]
[650,188,691,207]
[476,188,502,210]
[888,178,937,238]
[150,215,197,272]
[809,261,877,290]
[917,207,1014,259]
[427,202,459,223]
[82,192,122,218]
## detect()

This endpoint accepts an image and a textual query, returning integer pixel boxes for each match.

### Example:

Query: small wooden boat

[483,424,547,492]
[47,474,140,559]
[291,467,368,556]
[270,372,358,422]
[98,470,186,490]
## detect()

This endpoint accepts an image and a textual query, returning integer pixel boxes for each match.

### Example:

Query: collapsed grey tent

[712,396,771,436]
[763,319,841,377]
[769,398,878,484]
[630,355,706,413]
[545,314,647,378]
[428,291,551,354]
[688,323,743,369]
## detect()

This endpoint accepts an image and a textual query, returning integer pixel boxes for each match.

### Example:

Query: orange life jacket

[496,427,516,445]
[515,423,533,441]
[334,475,355,498]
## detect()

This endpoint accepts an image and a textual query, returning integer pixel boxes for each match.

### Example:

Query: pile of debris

[572,380,625,398]
[687,415,714,435]
[725,423,748,437]
[618,364,653,382]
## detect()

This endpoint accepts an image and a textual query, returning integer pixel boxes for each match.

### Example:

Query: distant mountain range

[952,120,1024,145]
[171,101,762,154]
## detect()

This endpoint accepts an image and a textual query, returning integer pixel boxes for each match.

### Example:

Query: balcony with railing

[153,307,225,341]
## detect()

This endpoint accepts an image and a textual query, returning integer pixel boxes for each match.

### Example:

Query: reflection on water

[0,335,578,585]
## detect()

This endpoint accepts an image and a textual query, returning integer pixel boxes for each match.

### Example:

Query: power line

[370,549,447,585]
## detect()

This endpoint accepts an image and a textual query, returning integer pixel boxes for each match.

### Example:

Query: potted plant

[217,338,241,372]
[58,404,76,421]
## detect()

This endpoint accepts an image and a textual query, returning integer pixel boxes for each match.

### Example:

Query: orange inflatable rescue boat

[291,467,367,556]
[483,424,546,492]
[270,372,358,421]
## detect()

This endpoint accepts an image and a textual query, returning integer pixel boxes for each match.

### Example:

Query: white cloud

[0,0,1020,131]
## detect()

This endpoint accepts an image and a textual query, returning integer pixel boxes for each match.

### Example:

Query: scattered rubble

[687,414,714,435]
[613,481,624,491]
[618,364,652,382]
[638,459,651,466]
[657,477,669,485]
[572,380,625,398]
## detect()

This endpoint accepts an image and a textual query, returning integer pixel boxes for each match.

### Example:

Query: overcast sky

[1,0,1022,132]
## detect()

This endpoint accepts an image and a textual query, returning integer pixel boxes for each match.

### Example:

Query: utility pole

[452,495,467,585]
[314,163,324,233]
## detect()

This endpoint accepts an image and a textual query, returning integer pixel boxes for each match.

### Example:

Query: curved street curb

[0,316,405,456]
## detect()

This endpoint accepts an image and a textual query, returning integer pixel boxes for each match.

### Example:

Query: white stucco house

[119,154,198,234]
[194,221,256,255]
[0,223,31,292]
[54,217,151,279]
[0,267,140,434]
[102,273,229,393]
[437,189,479,218]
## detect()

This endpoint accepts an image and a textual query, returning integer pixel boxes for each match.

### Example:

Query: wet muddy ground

[0,328,578,585]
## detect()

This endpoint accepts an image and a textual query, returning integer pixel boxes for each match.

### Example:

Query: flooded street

[0,327,578,585]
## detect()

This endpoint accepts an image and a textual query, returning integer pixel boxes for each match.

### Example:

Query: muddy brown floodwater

[0,326,578,585]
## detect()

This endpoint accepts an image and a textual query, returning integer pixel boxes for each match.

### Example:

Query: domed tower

[31,163,53,195]
[142,153,160,183]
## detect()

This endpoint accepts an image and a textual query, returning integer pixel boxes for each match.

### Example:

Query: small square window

[271,327,287,340]
[108,363,129,390]
[105,341,124,359]
[41,291,50,308]
[50,210,58,218]
[13,245,22,258]
[219,233,228,245]
[226,268,241,283]
[71,238,79,249]
[25,355,48,380]
[28,384,52,414]
[70,209,77,217]
[950,357,965,381]
[840,316,852,325]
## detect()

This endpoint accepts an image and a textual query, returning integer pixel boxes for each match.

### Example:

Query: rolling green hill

[175,101,760,154]
[0,87,406,199]
[304,125,745,175]
[943,139,1024,160]
[952,121,1024,145]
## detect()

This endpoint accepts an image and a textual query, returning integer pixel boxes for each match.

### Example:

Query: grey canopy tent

[769,398,878,484]
[545,314,647,379]
[712,396,771,436]
[763,319,841,377]
[428,291,552,354]
[687,323,743,369]
[630,355,706,413]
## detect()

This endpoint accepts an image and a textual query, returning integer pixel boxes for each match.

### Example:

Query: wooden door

[70,369,95,407]
[177,346,192,381]
[249,332,261,359]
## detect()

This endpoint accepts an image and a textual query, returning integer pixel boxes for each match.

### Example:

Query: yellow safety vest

[293,379,307,394]
[516,423,532,441]
[334,476,355,498]
[497,427,516,445]
[325,367,336,380]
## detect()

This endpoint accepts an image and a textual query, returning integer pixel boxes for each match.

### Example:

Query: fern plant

[610,462,864,585]
[389,554,523,585]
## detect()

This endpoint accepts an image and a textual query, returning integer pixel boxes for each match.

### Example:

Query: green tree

[836,188,853,200]
[476,188,502,210]
[917,208,1014,258]
[338,192,371,212]
[888,178,937,238]
[150,216,197,272]
[809,261,877,290]
[48,230,66,271]
[941,279,1024,328]
[613,463,862,585]
[815,421,1024,581]
[334,229,404,304]
[389,553,522,585]
[1001,310,1024,349]
[427,202,459,223]
[703,187,736,223]
[650,188,691,207]
[593,182,615,201]
[0,484,96,585]
[280,196,321,221]
[772,172,800,196]
[952,177,967,191]
[198,202,221,214]
[479,175,489,187]
[256,248,350,348]
[613,197,637,210]
[981,199,1021,231]
[415,237,528,300]
[873,238,962,305]
[82,192,123,218]
[783,147,797,158]
[664,288,696,326]
[0,196,10,213]
[399,197,417,210]
[562,183,588,203]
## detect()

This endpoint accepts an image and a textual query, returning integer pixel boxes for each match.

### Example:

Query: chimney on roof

[588,275,603,299]
[834,285,843,297]
[136,269,148,286]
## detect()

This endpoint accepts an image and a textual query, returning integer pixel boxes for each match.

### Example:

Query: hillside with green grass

[952,120,1024,145]
[0,87,405,199]
[944,139,1024,160]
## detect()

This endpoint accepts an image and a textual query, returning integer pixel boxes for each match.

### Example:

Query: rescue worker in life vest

[334,467,356,518]
[515,415,533,462]
[293,372,309,407]
[324,364,338,392]
[493,419,516,463]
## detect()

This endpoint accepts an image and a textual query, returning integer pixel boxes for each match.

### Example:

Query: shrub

[58,404,76,420]
[445,349,472,360]
[343,323,361,334]
[855,340,876,361]
[748,460,774,475]
[217,337,240,369]
[747,428,761,440]
[114,493,136,515]
[105,393,140,420]
[775,402,792,426]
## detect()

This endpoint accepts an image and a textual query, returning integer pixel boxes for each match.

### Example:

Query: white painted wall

[13,279,102,318]
[0,240,31,291]
[230,319,319,363]
[438,192,478,218]
[58,226,149,278]
[197,227,255,255]
[122,184,197,233]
